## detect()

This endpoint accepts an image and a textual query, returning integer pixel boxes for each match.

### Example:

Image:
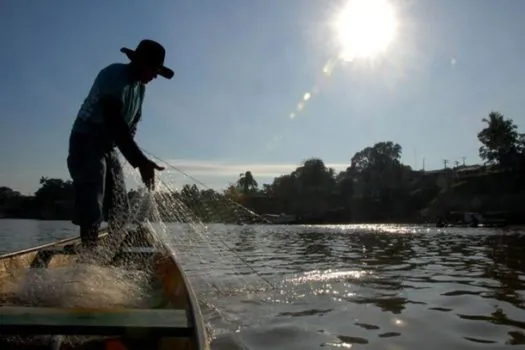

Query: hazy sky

[1,0,524,194]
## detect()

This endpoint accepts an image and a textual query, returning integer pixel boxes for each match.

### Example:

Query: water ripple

[202,224,525,349]
[2,220,525,349]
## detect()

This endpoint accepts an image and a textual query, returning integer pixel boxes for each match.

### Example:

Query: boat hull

[0,227,209,350]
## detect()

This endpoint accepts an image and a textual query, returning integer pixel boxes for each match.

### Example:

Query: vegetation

[478,111,524,168]
[1,112,524,224]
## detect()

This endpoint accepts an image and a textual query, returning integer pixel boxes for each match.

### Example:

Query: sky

[1,0,524,195]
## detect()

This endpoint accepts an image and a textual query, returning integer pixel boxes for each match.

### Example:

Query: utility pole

[443,159,449,169]
[422,158,426,171]
[461,157,466,166]
[414,147,418,170]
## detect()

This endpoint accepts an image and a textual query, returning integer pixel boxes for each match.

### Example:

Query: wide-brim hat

[121,39,174,79]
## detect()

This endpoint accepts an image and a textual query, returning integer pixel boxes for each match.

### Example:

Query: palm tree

[237,171,258,193]
[477,111,520,166]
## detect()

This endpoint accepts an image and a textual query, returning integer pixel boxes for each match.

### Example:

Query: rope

[140,148,272,224]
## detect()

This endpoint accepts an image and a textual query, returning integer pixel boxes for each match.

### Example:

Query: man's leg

[67,133,107,248]
[103,150,130,245]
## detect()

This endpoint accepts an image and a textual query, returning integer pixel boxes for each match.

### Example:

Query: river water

[1,219,525,349]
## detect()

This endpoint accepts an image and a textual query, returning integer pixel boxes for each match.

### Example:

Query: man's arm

[130,111,141,138]
[130,85,145,138]
[100,96,147,168]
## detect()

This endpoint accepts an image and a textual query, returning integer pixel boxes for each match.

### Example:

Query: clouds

[162,158,349,178]
[123,158,350,190]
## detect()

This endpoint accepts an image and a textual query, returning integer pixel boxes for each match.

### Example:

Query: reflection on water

[204,225,525,350]
[1,221,524,349]
[0,220,79,254]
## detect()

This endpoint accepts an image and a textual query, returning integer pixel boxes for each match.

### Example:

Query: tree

[179,184,200,211]
[346,141,411,220]
[236,171,258,194]
[261,184,272,195]
[0,187,22,206]
[224,184,242,202]
[34,178,73,203]
[31,178,74,219]
[334,169,355,214]
[519,133,525,153]
[293,158,335,191]
[290,158,336,215]
[349,141,404,198]
[477,111,520,167]
[350,141,402,173]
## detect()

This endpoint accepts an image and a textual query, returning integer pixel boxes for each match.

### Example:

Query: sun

[333,0,398,61]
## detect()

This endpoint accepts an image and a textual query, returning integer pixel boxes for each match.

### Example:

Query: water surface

[1,219,524,349]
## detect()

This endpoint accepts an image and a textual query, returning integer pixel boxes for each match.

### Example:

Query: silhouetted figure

[67,40,172,248]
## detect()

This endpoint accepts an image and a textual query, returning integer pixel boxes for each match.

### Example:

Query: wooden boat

[0,226,209,350]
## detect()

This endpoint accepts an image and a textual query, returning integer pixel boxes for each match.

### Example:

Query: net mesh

[125,159,278,298]
[1,151,283,347]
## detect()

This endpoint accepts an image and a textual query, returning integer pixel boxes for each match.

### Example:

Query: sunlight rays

[286,0,399,120]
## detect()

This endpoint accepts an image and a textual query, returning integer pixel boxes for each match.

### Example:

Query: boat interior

[0,227,208,350]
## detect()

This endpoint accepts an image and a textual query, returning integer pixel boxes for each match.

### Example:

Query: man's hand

[139,159,165,191]
[130,126,137,138]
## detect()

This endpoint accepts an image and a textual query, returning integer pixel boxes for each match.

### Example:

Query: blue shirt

[72,63,145,135]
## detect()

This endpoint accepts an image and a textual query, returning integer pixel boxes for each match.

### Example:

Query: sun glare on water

[333,0,398,61]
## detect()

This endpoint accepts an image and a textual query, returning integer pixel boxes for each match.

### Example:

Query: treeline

[0,177,74,220]
[1,111,524,224]
[228,111,525,223]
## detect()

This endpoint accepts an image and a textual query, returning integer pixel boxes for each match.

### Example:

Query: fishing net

[120,151,284,336]
[1,150,285,347]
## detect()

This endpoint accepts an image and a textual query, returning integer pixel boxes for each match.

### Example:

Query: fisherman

[67,39,172,248]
